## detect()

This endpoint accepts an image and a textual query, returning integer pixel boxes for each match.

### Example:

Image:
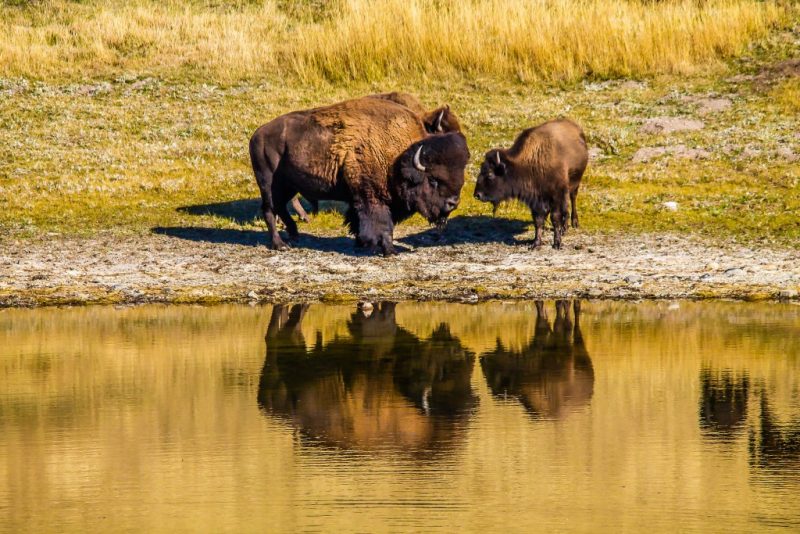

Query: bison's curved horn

[434,110,444,133]
[413,146,426,172]
[495,151,501,166]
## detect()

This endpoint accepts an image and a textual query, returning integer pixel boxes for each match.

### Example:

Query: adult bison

[249,97,469,254]
[473,119,588,249]
[257,303,477,452]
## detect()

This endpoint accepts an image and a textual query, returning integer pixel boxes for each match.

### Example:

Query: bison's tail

[249,135,273,206]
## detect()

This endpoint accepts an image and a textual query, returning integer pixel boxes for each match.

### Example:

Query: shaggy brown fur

[288,92,463,222]
[474,119,587,249]
[369,92,462,134]
[249,97,469,254]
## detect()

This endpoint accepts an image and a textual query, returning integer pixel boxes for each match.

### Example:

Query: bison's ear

[491,150,507,176]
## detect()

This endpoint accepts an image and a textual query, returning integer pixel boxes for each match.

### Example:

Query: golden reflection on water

[1,301,799,532]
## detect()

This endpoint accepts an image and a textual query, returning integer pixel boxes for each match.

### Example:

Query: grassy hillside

[0,0,790,83]
[0,1,798,243]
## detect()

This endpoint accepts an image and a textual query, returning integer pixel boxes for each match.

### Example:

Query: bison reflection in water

[257,303,477,452]
[480,300,593,419]
[699,369,749,441]
[698,369,800,479]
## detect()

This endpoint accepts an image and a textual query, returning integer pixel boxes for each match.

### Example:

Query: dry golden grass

[0,0,790,83]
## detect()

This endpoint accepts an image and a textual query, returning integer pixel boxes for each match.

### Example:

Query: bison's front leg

[355,203,396,256]
[529,201,549,249]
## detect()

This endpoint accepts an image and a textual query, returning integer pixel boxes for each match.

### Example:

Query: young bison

[473,119,587,249]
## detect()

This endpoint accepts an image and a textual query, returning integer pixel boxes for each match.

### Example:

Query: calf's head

[474,149,511,208]
[395,132,469,227]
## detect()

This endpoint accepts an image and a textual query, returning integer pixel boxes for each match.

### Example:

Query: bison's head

[395,132,469,228]
[423,105,462,134]
[474,149,510,209]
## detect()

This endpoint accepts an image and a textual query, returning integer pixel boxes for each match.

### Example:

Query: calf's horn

[495,151,501,165]
[413,146,426,171]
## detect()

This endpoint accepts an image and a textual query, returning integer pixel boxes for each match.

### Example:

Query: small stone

[588,146,604,161]
[725,268,745,276]
[779,289,798,299]
[624,274,643,284]
[706,262,720,270]
[662,201,679,212]
[247,290,258,299]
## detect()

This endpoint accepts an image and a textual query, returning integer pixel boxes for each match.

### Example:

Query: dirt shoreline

[1,227,798,307]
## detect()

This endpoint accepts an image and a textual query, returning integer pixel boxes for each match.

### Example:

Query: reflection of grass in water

[1,301,799,531]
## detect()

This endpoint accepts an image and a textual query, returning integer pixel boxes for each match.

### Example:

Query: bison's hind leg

[569,185,580,229]
[250,141,288,251]
[550,190,570,249]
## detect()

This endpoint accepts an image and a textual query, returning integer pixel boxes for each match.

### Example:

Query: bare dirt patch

[2,224,798,307]
[639,117,705,135]
[632,145,711,163]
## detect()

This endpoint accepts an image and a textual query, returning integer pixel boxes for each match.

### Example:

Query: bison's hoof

[552,242,562,250]
[271,240,290,251]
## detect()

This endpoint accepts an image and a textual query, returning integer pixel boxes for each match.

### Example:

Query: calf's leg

[570,185,580,229]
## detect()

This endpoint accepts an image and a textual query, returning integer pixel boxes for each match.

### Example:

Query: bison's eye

[428,177,439,189]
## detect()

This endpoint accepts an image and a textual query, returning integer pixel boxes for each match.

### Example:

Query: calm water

[1,301,799,532]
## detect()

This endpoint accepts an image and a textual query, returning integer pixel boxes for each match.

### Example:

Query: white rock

[662,201,679,212]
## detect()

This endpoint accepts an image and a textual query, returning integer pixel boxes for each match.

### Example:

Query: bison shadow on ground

[399,215,530,247]
[161,201,530,253]
[176,198,327,225]
[152,226,369,254]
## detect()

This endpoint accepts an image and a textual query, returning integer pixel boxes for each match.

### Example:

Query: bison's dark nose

[444,195,460,213]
